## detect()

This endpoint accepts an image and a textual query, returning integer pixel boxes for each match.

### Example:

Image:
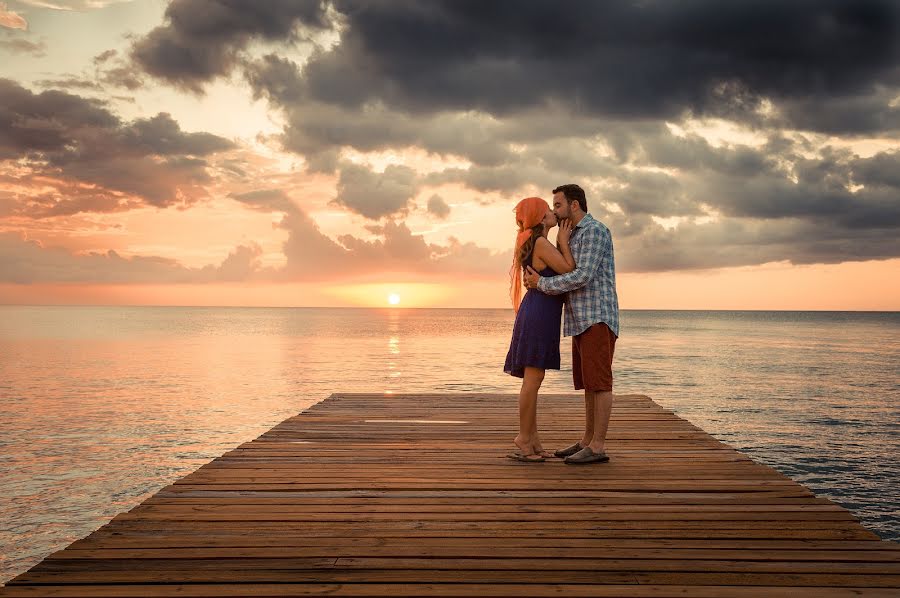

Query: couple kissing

[504,184,620,465]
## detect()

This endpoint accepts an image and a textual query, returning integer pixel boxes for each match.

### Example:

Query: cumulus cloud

[215,242,264,281]
[233,187,511,282]
[278,211,509,280]
[244,188,511,281]
[229,187,513,281]
[131,0,331,92]
[0,79,235,216]
[333,162,418,220]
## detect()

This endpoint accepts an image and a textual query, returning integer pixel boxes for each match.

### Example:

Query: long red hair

[509,196,549,312]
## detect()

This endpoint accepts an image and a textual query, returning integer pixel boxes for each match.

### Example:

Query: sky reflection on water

[1,306,898,583]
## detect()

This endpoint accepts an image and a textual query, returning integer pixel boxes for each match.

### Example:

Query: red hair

[509,196,549,312]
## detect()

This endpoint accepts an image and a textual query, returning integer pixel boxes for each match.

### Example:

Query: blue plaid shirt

[537,213,619,338]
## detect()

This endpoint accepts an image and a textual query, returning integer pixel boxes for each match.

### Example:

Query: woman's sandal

[506,451,545,462]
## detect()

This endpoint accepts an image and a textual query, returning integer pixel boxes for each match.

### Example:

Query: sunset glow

[0,2,897,310]
[322,283,447,308]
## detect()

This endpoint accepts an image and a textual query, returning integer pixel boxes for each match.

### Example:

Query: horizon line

[1,304,897,313]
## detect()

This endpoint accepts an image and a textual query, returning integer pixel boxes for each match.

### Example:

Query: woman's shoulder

[533,236,554,251]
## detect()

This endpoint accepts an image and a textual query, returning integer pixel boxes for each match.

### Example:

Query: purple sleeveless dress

[504,256,564,378]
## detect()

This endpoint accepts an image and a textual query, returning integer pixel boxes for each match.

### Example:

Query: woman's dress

[504,257,564,378]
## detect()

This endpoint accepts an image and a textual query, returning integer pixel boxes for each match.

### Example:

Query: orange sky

[2,257,898,310]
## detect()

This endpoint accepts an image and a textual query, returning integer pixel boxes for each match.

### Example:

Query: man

[523,183,619,465]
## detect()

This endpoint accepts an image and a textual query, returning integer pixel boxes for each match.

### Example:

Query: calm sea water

[1,306,898,582]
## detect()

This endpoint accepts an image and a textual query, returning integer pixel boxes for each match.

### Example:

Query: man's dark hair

[552,184,587,213]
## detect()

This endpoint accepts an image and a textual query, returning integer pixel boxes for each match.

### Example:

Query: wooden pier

[3,392,900,596]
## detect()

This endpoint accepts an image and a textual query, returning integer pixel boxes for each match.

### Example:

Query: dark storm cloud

[301,0,900,131]
[633,125,786,178]
[271,0,900,264]
[852,150,900,189]
[0,79,235,214]
[129,0,900,143]
[779,91,900,136]
[612,213,900,273]
[0,78,118,159]
[694,172,900,229]
[131,0,331,92]
[594,132,900,230]
[0,81,233,160]
[155,1,900,145]
[603,171,701,218]
[243,57,516,170]
[120,113,234,156]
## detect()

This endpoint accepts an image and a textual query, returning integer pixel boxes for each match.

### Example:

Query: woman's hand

[557,219,572,245]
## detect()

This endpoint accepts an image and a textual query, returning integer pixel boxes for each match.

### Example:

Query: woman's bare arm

[534,236,575,274]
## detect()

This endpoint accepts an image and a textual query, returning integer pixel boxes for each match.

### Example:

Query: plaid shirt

[537,213,620,338]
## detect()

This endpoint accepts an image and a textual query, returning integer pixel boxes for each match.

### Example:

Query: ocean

[0,306,898,583]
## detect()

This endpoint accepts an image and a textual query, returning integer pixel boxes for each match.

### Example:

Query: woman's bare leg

[515,367,545,455]
[529,382,552,457]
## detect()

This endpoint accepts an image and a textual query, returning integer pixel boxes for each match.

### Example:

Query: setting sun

[388,293,401,305]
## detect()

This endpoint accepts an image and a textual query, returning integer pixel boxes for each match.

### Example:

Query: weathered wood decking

[3,392,900,597]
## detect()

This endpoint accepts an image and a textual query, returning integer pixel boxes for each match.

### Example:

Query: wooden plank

[3,392,898,598]
[4,583,900,597]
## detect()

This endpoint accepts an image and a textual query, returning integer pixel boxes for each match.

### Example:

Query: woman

[504,196,575,462]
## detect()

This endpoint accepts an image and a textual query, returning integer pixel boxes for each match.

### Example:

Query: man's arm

[536,226,607,295]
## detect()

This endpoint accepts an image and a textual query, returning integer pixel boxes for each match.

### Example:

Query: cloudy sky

[1,0,899,309]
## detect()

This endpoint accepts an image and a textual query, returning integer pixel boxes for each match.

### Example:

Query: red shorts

[572,322,616,391]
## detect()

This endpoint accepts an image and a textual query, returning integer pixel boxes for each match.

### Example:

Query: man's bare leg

[580,391,595,447]
[586,390,613,454]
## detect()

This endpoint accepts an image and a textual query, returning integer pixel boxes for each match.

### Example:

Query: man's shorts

[572,322,617,392]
